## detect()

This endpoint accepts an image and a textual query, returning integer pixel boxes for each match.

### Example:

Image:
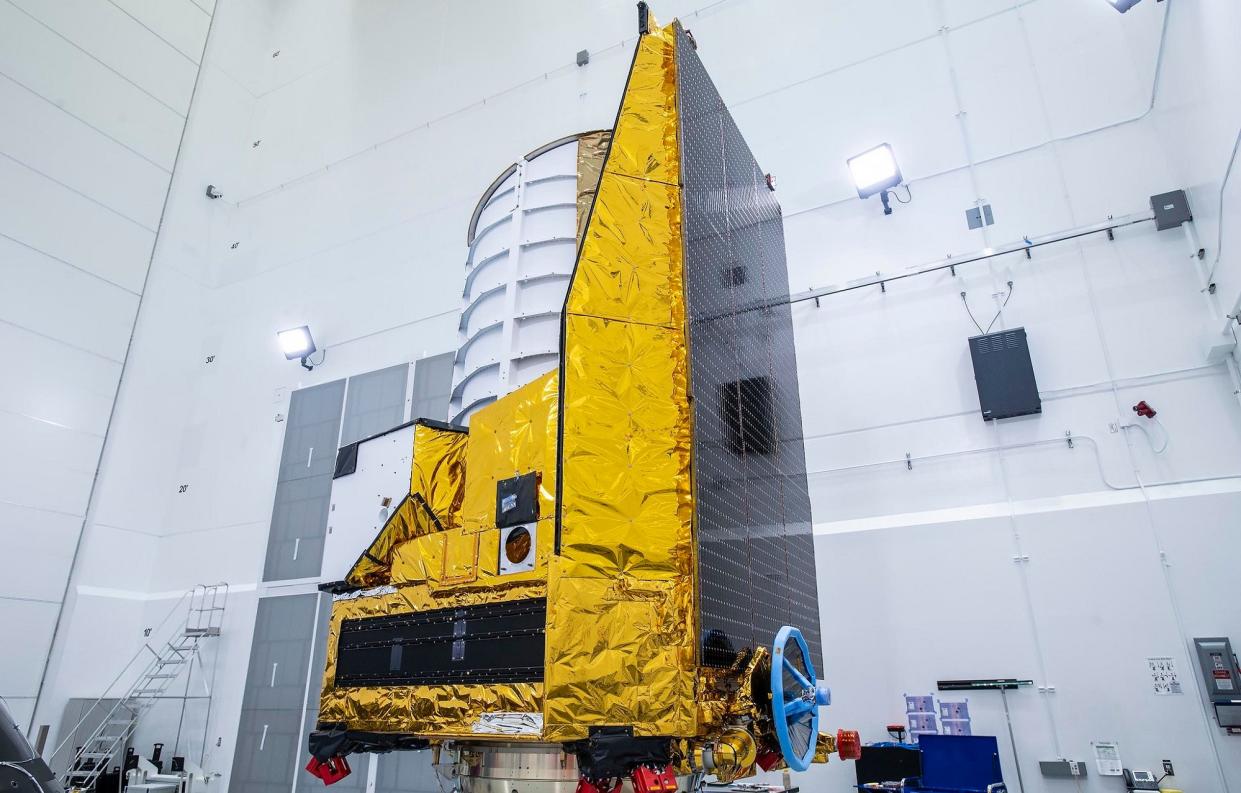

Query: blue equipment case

[857,735,1005,793]
[908,735,1006,793]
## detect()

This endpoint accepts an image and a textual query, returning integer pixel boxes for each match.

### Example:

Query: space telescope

[306,5,857,791]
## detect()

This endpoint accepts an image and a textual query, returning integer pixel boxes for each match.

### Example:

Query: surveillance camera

[205,185,223,199]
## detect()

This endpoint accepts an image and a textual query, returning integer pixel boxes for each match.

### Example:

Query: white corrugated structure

[449,135,592,425]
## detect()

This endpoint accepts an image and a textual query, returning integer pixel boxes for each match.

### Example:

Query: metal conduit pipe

[805,432,1241,494]
[786,211,1155,305]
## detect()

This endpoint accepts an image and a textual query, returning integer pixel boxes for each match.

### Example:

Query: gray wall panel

[239,595,318,712]
[230,595,318,793]
[296,595,366,793]
[263,475,333,581]
[410,353,453,422]
[340,364,409,445]
[278,379,346,482]
[264,379,345,582]
[232,707,303,793]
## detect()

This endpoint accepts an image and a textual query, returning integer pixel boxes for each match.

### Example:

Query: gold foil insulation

[543,575,697,740]
[318,682,543,737]
[696,649,766,737]
[596,19,679,186]
[322,382,558,738]
[344,424,467,589]
[411,423,468,528]
[576,130,611,243]
[320,588,543,737]
[346,496,432,588]
[545,17,696,742]
[557,316,692,579]
[814,732,837,765]
[338,375,560,596]
[461,372,559,533]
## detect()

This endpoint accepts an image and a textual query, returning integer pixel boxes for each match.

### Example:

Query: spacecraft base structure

[308,5,856,791]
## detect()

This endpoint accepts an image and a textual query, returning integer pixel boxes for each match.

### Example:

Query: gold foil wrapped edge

[576,130,611,244]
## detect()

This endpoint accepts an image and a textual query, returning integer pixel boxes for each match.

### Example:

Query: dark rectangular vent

[334,598,546,687]
[721,377,776,455]
[722,265,747,287]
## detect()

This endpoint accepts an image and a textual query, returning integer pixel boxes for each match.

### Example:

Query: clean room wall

[20,0,272,757]
[29,1,1241,792]
[0,0,212,733]
[1150,0,1241,343]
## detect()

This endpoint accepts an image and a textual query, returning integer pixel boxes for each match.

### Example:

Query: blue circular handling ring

[770,625,821,773]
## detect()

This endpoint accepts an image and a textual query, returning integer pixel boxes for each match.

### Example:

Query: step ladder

[56,583,228,793]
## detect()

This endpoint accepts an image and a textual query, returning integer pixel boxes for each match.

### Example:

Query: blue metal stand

[770,626,829,772]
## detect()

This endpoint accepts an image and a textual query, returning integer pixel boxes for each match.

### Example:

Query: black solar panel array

[676,25,823,672]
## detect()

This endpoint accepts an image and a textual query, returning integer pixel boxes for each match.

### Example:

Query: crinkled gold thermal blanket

[545,17,697,742]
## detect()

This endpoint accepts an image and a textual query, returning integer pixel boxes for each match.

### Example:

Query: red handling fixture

[837,729,863,761]
[755,750,782,772]
[305,755,352,785]
[631,765,679,792]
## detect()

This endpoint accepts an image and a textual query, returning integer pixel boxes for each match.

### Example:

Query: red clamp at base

[575,778,622,793]
[631,765,678,793]
[305,755,352,785]
[755,750,782,772]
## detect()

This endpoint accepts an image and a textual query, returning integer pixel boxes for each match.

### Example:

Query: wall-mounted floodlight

[278,325,317,370]
[1106,0,1142,12]
[848,143,903,215]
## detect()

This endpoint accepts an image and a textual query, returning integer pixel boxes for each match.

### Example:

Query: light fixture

[847,143,903,214]
[1106,0,1142,12]
[278,325,318,370]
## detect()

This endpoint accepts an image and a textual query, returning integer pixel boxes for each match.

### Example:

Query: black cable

[962,282,1015,335]
[960,292,984,334]
[892,184,912,204]
[985,281,1015,333]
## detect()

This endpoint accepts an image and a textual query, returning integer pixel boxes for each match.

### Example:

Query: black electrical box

[969,327,1041,421]
[1150,189,1192,231]
[496,471,539,528]
[856,745,922,787]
